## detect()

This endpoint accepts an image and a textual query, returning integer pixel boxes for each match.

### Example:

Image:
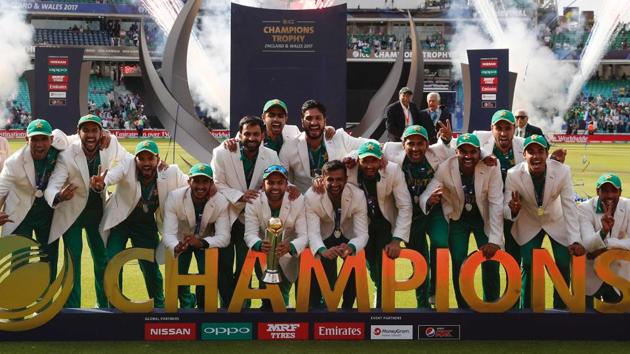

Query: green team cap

[262,164,289,180]
[358,140,383,159]
[402,125,429,141]
[456,133,480,148]
[262,99,288,115]
[491,109,515,126]
[77,114,102,128]
[134,140,159,156]
[523,134,549,150]
[27,119,53,137]
[596,173,622,190]
[189,163,213,180]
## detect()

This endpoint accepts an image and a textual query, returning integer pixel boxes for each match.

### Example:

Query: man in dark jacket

[417,92,451,144]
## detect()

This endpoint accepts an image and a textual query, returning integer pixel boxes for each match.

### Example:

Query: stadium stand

[34,29,110,46]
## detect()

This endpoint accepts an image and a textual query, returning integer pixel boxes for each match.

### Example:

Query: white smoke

[0,3,33,123]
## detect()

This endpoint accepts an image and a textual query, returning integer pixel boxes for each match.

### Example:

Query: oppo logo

[201,323,253,340]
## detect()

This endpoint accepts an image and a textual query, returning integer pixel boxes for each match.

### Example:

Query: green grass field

[6,138,630,309]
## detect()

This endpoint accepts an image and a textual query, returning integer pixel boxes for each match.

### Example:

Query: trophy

[262,217,284,284]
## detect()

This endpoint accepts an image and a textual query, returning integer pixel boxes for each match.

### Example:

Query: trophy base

[263,270,281,284]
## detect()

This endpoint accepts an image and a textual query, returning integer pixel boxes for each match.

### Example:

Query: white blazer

[244,192,308,282]
[346,161,412,242]
[98,155,189,244]
[0,136,9,172]
[419,155,504,247]
[304,183,369,254]
[279,129,367,193]
[474,130,525,165]
[382,139,453,169]
[578,197,630,296]
[211,142,281,223]
[44,136,129,244]
[158,186,232,262]
[503,160,581,246]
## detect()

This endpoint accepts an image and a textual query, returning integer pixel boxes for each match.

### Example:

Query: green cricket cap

[358,140,383,159]
[134,140,159,156]
[491,109,515,126]
[456,133,480,148]
[596,173,622,189]
[402,125,429,141]
[262,99,288,115]
[77,114,102,129]
[262,164,289,180]
[523,134,549,150]
[27,119,53,137]
[189,163,213,179]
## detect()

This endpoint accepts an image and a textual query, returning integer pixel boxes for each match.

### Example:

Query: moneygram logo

[258,322,308,340]
[144,323,196,341]
[418,325,461,340]
[314,322,364,340]
[201,323,252,340]
[370,325,413,340]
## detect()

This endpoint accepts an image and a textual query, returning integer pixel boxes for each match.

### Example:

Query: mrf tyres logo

[314,322,364,340]
[258,322,308,340]
[370,325,413,340]
[201,322,252,340]
[144,323,196,341]
[418,325,461,340]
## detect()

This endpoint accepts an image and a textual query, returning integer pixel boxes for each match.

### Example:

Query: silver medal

[142,203,149,213]
[465,203,473,212]
[35,189,44,198]
[413,195,419,204]
[334,229,342,238]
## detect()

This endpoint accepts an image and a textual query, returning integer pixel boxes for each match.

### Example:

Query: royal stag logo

[0,235,73,331]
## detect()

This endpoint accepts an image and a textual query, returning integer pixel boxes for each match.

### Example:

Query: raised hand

[508,191,521,217]
[90,165,108,192]
[58,183,78,202]
[312,176,325,195]
[324,126,336,140]
[601,200,615,235]
[287,185,301,201]
[342,156,357,170]
[550,148,567,163]
[99,130,111,150]
[223,138,238,152]
[437,119,452,142]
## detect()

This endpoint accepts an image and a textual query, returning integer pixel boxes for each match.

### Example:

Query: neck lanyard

[240,145,257,185]
[359,174,378,218]
[140,176,157,213]
[333,207,342,238]
[308,139,325,177]
[461,172,475,212]
[532,172,546,215]
[193,203,204,235]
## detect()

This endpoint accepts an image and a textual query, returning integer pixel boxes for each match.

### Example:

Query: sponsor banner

[314,322,364,340]
[144,322,196,341]
[480,77,498,85]
[201,322,252,340]
[48,83,68,91]
[481,94,496,100]
[49,91,66,99]
[480,86,497,93]
[48,67,68,75]
[418,325,461,340]
[48,75,68,83]
[481,101,496,108]
[480,60,498,68]
[370,325,413,340]
[480,68,498,77]
[347,49,452,61]
[549,134,630,143]
[48,57,68,66]
[0,129,234,140]
[258,322,309,340]
[15,1,147,15]
[49,98,66,106]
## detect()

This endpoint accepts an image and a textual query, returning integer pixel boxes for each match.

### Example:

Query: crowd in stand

[88,92,151,131]
[1,102,32,130]
[565,93,630,134]
[347,31,447,54]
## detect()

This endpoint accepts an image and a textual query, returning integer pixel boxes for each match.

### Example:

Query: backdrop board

[230,3,347,134]
[33,47,88,134]
[464,49,511,132]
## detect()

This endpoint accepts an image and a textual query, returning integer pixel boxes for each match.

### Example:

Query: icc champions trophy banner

[230,4,347,133]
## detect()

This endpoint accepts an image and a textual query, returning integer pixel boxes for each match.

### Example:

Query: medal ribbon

[333,207,342,237]
[308,141,325,178]
[461,173,475,211]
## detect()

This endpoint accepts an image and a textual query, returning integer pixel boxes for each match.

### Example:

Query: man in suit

[417,92,452,144]
[280,99,367,193]
[45,114,129,308]
[162,163,232,308]
[504,134,585,309]
[579,174,629,308]
[382,125,453,308]
[93,140,188,308]
[514,109,543,138]
[244,164,308,307]
[305,160,369,309]
[0,120,70,282]
[385,87,421,142]
[345,141,412,308]
[420,133,504,308]
[211,115,281,307]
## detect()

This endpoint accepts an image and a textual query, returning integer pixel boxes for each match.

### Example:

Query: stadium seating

[39,0,135,4]
[34,29,110,46]
[582,80,630,99]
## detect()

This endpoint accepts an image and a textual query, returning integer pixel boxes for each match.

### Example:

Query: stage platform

[2,309,629,341]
